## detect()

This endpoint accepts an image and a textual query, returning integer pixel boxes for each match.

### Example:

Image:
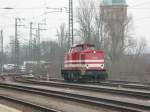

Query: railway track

[0,82,150,112]
[106,80,150,85]
[0,95,60,112]
[30,77,150,91]
[35,77,148,84]
[15,77,150,100]
[99,81,150,90]
[9,72,150,91]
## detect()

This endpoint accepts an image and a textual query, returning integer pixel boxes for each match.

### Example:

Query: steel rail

[32,77,149,85]
[0,83,150,112]
[99,81,150,90]
[25,77,150,91]
[106,80,150,85]
[16,78,150,100]
[0,95,60,112]
[51,78,150,90]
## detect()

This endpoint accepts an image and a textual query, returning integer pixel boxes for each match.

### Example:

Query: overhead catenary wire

[0,6,150,25]
[1,1,150,38]
[0,7,63,10]
[1,6,150,13]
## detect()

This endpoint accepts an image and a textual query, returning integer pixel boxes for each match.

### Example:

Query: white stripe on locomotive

[64,64,104,69]
[64,60,104,63]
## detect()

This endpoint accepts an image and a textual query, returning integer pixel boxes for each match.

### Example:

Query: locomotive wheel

[70,73,74,82]
[74,75,80,82]
[64,73,75,82]
[67,74,71,82]
[64,74,69,82]
[66,73,73,82]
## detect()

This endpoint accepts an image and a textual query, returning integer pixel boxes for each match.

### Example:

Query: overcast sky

[0,0,150,51]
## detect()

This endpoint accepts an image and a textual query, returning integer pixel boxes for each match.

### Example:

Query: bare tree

[93,6,103,49]
[57,23,68,50]
[77,0,96,43]
[56,23,69,69]
[129,38,147,71]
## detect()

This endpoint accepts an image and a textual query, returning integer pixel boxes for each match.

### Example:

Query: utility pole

[14,18,24,72]
[36,23,46,63]
[29,22,34,75]
[29,22,33,61]
[28,22,38,61]
[0,30,3,73]
[69,0,74,47]
[33,37,37,61]
[15,18,19,72]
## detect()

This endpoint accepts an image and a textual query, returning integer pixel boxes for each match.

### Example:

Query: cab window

[83,46,95,50]
[69,47,83,52]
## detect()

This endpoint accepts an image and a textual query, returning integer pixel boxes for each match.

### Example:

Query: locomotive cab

[69,44,95,52]
[61,44,108,82]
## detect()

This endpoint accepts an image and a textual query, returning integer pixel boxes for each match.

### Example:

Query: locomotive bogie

[61,69,108,82]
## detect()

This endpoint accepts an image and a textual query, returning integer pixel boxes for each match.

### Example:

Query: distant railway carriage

[61,44,108,82]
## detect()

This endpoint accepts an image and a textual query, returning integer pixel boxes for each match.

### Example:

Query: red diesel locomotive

[61,43,108,82]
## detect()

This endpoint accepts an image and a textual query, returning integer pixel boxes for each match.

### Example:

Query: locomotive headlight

[86,65,89,69]
[93,51,96,54]
[100,64,104,69]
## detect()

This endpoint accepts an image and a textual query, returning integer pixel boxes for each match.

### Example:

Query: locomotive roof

[72,44,95,48]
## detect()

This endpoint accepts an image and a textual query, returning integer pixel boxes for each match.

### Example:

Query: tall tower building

[100,0,127,61]
[101,0,127,22]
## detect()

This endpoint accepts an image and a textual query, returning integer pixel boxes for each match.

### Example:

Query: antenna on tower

[69,0,74,47]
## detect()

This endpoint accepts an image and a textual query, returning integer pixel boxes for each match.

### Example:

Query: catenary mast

[69,0,74,47]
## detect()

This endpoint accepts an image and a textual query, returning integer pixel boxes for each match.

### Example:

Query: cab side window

[76,47,83,52]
